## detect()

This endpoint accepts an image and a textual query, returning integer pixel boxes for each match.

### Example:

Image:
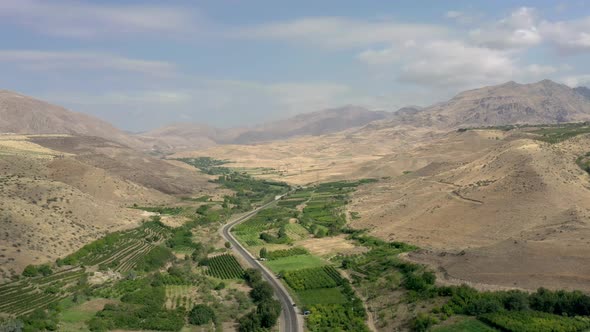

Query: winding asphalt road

[220,196,302,332]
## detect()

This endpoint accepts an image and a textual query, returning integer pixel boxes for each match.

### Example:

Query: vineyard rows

[0,222,171,317]
[283,266,344,291]
[0,268,86,316]
[206,254,244,279]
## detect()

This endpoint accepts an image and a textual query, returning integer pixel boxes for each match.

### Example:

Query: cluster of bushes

[18,306,60,332]
[88,286,185,331]
[134,246,174,272]
[237,269,282,332]
[58,232,123,265]
[306,304,370,332]
[21,264,53,277]
[188,304,217,326]
[259,225,290,244]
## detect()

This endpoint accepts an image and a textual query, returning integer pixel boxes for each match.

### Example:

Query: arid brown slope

[349,130,590,291]
[0,90,143,148]
[0,135,216,282]
[30,136,216,195]
[228,105,392,144]
[171,125,443,185]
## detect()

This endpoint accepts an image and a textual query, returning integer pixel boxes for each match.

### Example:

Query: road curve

[220,197,302,332]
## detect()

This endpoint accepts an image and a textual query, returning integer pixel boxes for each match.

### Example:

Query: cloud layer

[0,2,589,130]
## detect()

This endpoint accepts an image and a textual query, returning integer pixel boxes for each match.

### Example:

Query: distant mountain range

[373,80,590,130]
[2,80,590,152]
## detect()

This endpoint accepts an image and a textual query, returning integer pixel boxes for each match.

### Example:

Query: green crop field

[265,255,327,273]
[283,266,343,290]
[0,267,87,317]
[266,247,308,260]
[206,254,245,279]
[296,288,348,306]
[283,223,309,240]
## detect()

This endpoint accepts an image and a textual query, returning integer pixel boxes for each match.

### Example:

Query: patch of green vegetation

[306,304,369,332]
[238,269,282,332]
[265,247,308,260]
[203,254,244,280]
[265,255,327,273]
[297,180,375,236]
[88,286,185,331]
[432,317,498,332]
[479,311,590,332]
[282,266,343,290]
[60,306,96,324]
[176,157,231,175]
[216,173,290,210]
[233,207,296,246]
[277,198,307,208]
[531,123,590,143]
[342,232,590,331]
[283,223,310,240]
[296,288,348,306]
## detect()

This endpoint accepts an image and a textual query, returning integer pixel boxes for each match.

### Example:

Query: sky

[1,0,590,131]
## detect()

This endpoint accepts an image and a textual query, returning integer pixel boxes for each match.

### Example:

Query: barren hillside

[0,90,143,148]
[0,135,217,282]
[349,129,590,291]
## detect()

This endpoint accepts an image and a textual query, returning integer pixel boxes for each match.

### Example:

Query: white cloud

[540,16,590,53]
[0,0,197,38]
[233,17,447,48]
[0,50,176,76]
[470,7,541,49]
[560,74,590,87]
[397,40,516,87]
[358,39,561,88]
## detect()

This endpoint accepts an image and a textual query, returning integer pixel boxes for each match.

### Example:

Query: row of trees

[238,269,282,332]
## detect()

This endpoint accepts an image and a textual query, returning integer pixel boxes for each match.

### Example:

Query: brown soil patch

[297,235,366,257]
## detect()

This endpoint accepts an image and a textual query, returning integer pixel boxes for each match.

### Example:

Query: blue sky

[0,0,589,131]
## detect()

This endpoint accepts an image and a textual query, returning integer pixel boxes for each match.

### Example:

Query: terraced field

[0,221,172,318]
[0,267,86,316]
